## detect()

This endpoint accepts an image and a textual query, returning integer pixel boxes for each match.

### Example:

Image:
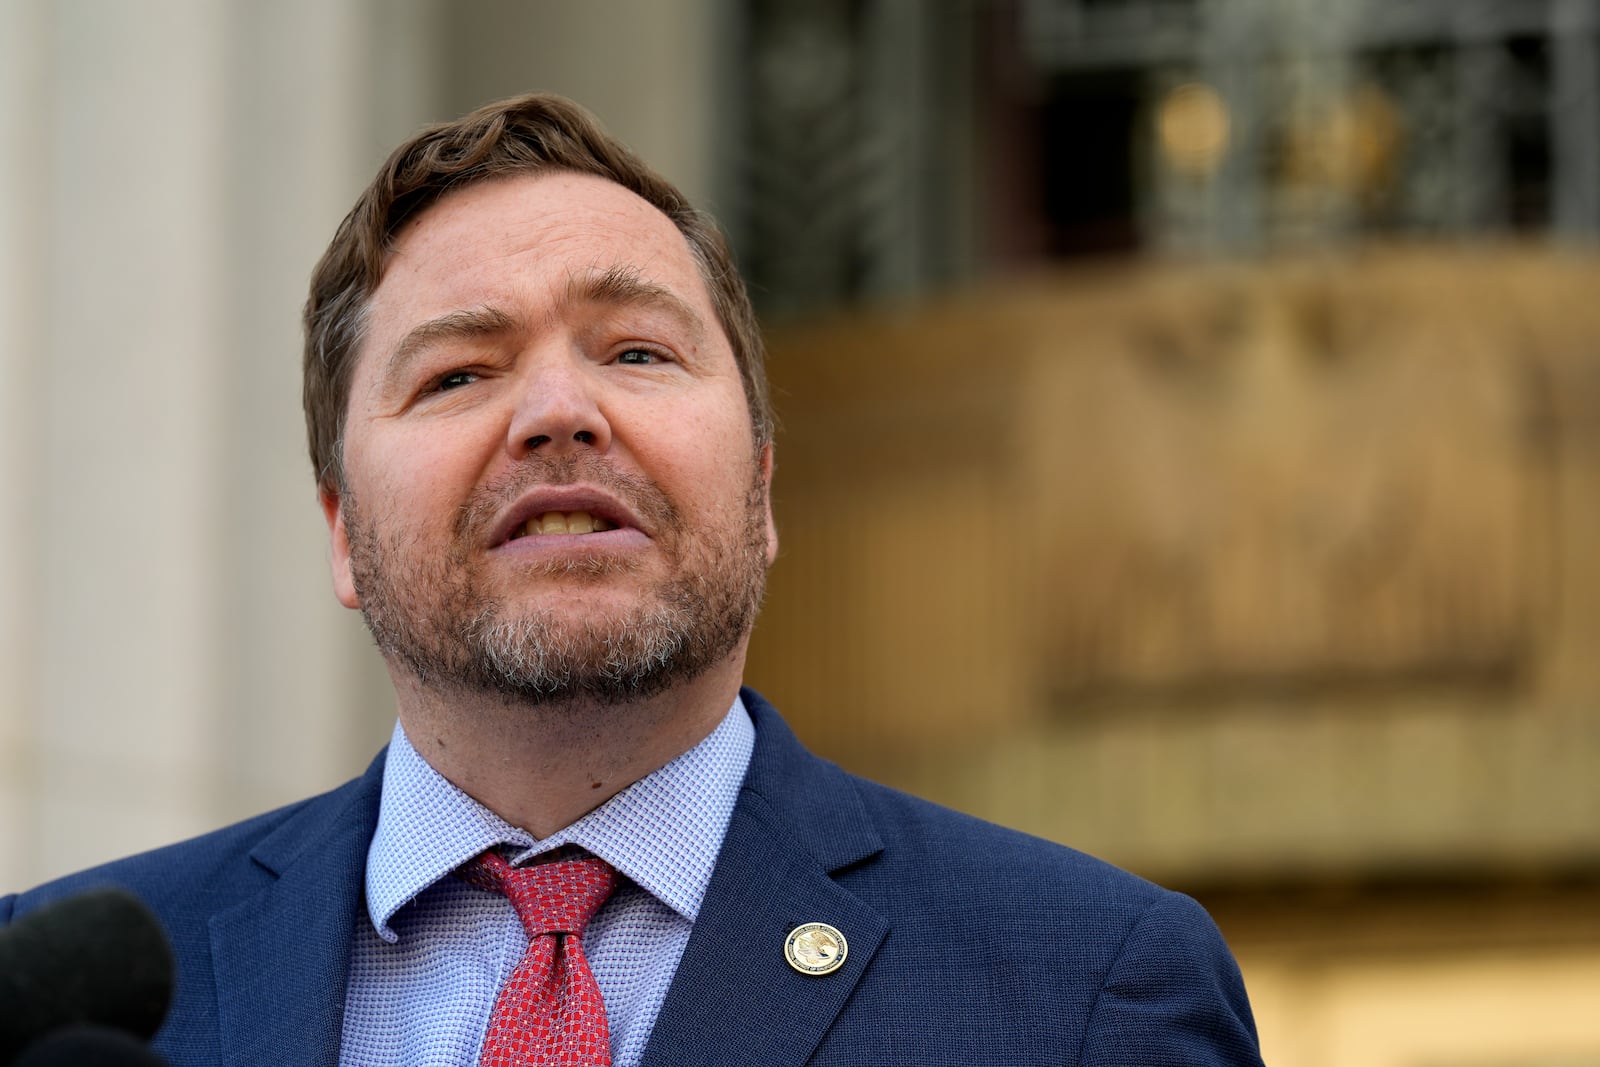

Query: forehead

[366,171,714,337]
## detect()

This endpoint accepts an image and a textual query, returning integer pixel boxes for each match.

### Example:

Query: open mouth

[507,511,619,540]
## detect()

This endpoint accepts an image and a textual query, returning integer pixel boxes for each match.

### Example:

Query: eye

[435,370,479,391]
[615,348,661,366]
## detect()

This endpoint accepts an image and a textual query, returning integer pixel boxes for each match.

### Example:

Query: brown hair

[303,92,769,492]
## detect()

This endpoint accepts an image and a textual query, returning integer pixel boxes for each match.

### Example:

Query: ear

[759,443,778,565]
[319,486,362,610]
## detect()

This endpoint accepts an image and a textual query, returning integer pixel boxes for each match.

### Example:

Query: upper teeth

[516,511,616,538]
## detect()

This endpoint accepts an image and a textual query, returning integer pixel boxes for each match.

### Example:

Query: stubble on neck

[390,649,747,837]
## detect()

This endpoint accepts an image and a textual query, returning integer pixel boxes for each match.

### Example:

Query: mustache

[452,452,680,542]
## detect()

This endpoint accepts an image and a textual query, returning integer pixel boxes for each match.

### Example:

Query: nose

[505,350,612,458]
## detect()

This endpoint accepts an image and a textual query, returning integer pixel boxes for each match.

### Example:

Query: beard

[342,451,770,707]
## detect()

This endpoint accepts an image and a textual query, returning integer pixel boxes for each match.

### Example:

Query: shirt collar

[364,696,754,943]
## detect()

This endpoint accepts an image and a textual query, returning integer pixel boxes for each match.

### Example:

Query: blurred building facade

[735,3,1600,1064]
[4,2,1600,1065]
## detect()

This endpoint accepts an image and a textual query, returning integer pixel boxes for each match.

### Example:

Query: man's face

[323,172,776,704]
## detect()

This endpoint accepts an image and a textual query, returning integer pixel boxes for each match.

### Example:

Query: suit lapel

[194,696,883,1067]
[207,754,385,1067]
[640,693,889,1067]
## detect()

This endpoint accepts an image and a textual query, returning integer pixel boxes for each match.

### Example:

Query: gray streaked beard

[344,457,768,707]
[465,566,747,705]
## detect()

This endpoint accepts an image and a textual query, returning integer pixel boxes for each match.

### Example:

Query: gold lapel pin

[785,922,848,975]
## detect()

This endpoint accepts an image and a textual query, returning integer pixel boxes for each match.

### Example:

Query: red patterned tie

[459,850,619,1066]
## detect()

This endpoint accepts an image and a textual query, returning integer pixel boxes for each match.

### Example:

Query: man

[3,94,1264,1066]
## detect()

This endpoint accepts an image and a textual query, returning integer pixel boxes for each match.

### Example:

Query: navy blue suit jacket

[3,691,1263,1065]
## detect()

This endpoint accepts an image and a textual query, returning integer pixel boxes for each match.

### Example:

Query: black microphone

[0,888,175,1063]
[11,1025,171,1067]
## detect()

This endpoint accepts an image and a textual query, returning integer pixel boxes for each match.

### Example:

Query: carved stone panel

[1018,255,1551,700]
[749,247,1599,880]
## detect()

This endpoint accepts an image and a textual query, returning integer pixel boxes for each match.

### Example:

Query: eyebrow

[382,305,520,390]
[561,265,707,346]
[380,265,707,389]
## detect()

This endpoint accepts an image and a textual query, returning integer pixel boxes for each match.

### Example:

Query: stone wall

[749,245,1600,886]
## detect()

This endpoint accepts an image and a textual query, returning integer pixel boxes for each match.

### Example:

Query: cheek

[344,420,495,526]
[690,447,765,534]
[634,401,759,501]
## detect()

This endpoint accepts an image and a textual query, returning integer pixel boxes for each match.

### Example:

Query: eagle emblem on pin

[785,922,848,975]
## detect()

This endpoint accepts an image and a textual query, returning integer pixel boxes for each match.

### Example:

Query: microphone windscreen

[11,1024,171,1067]
[0,888,175,1061]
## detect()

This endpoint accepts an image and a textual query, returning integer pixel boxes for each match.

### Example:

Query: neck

[390,658,744,839]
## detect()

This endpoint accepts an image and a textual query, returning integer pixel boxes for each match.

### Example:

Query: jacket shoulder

[732,689,1264,1065]
[842,767,1185,934]
[741,687,1172,920]
[3,752,386,922]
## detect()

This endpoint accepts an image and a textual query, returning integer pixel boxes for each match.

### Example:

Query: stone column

[0,0,432,887]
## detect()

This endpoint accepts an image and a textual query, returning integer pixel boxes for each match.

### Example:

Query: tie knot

[460,851,618,939]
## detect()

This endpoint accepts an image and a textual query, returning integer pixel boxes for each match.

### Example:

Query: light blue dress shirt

[340,697,754,1066]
